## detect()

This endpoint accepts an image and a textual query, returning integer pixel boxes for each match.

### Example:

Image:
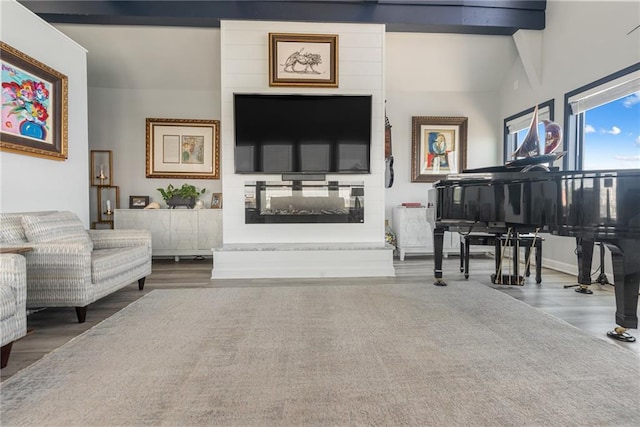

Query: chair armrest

[0,254,27,310]
[88,229,152,251]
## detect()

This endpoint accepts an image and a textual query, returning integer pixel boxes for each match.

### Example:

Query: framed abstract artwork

[1,42,68,160]
[269,33,338,87]
[146,118,220,179]
[411,116,468,183]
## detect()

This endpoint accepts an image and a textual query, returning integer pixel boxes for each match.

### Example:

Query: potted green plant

[157,183,206,209]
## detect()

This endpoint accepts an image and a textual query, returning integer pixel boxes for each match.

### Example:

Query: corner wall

[0,0,89,225]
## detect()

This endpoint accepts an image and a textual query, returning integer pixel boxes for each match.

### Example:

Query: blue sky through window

[583,92,640,170]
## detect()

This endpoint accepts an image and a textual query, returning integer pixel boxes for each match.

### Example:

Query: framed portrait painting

[146,118,220,179]
[269,33,338,87]
[1,42,68,160]
[411,116,468,183]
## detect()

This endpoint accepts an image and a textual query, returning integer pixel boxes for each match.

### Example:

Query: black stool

[460,233,543,284]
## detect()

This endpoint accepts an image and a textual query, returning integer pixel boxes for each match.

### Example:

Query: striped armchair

[0,211,152,323]
[0,254,27,368]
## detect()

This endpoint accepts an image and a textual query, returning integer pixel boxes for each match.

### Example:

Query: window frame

[563,62,640,171]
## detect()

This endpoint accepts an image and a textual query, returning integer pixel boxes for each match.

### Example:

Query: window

[565,63,640,171]
[503,100,554,164]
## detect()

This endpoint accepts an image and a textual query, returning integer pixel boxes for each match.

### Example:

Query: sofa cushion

[91,246,149,284]
[22,211,93,250]
[0,215,27,245]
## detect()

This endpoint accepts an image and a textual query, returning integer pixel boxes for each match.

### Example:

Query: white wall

[499,0,640,275]
[0,0,89,225]
[54,24,222,222]
[384,32,517,220]
[221,20,385,244]
[48,23,516,234]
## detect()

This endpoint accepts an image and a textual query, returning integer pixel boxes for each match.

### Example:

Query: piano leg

[564,238,594,294]
[604,239,640,342]
[433,226,447,286]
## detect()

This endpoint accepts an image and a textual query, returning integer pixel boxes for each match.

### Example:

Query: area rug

[2,282,639,426]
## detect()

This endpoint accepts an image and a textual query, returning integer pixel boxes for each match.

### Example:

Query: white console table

[114,209,222,260]
[392,206,460,260]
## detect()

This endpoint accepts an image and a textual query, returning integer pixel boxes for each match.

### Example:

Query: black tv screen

[234,94,372,174]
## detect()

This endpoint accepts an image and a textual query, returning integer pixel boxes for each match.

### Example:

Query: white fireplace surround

[215,20,392,278]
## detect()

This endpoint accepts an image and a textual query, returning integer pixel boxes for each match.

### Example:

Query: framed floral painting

[1,42,68,160]
[411,116,468,183]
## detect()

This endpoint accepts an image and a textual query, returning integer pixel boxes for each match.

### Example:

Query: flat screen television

[234,94,372,174]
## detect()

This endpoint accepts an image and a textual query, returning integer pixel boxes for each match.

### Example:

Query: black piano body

[432,169,640,335]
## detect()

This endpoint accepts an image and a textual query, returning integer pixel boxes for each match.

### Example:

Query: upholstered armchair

[0,254,27,369]
[0,211,152,323]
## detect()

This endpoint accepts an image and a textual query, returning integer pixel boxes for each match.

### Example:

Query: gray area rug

[2,281,639,426]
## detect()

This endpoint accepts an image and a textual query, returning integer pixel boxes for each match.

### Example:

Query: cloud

[607,126,621,135]
[584,124,596,133]
[614,155,640,163]
[636,135,640,146]
[622,92,640,108]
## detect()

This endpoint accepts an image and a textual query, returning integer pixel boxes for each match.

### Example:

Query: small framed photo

[210,193,222,209]
[129,195,149,209]
[269,33,338,87]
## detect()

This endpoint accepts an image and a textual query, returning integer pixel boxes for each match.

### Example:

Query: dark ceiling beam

[17,1,545,36]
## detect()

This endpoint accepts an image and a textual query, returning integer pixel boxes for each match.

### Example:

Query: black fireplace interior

[245,181,365,224]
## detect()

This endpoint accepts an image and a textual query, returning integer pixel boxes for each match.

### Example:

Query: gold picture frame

[411,116,468,183]
[146,118,220,179]
[1,42,68,160]
[269,33,338,87]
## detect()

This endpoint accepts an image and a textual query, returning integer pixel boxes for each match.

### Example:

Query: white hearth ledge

[211,243,395,279]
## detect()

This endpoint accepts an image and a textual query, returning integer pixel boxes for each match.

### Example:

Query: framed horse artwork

[268,33,338,87]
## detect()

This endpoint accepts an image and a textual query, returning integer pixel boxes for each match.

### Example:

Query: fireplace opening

[245,180,364,224]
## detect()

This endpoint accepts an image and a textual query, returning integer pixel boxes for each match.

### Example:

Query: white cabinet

[392,206,459,260]
[115,209,222,259]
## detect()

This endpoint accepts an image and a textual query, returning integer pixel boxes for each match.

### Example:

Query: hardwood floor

[2,254,638,381]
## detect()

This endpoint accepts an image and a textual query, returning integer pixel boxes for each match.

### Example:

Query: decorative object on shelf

[144,202,160,210]
[511,104,540,158]
[146,118,220,179]
[543,119,563,154]
[157,183,206,209]
[0,41,68,160]
[210,193,222,209]
[384,220,397,248]
[129,196,149,209]
[411,116,468,183]
[269,33,338,87]
[90,150,119,229]
[90,150,112,186]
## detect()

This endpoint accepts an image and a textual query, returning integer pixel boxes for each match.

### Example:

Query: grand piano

[431,168,640,341]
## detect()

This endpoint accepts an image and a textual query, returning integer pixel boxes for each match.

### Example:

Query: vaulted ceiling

[18,0,546,36]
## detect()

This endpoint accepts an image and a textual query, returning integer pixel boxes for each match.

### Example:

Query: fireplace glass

[245,181,365,224]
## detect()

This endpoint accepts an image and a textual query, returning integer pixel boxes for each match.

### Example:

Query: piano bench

[460,233,544,284]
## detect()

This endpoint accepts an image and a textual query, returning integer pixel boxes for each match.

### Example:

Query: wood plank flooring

[2,254,638,381]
